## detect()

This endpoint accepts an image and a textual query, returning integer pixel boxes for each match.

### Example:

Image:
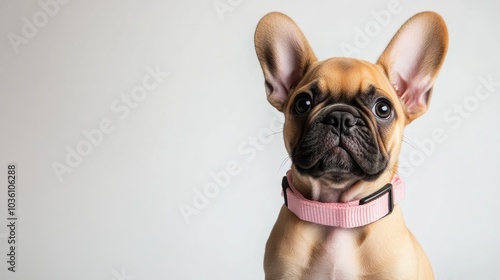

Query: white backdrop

[1,0,499,279]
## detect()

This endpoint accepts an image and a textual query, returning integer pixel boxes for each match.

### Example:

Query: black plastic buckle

[359,183,394,216]
[281,176,290,206]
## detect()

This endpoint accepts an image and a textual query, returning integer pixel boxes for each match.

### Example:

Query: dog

[254,11,448,279]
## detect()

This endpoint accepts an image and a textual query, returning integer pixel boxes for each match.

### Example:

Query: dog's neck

[289,167,394,203]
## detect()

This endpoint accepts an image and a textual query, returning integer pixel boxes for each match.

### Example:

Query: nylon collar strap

[282,170,405,228]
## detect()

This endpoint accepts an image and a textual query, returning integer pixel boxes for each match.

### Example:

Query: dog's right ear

[254,12,317,111]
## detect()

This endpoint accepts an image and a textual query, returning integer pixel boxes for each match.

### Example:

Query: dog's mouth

[292,109,388,183]
[294,141,369,182]
[306,146,363,182]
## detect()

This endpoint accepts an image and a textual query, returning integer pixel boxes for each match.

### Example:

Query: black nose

[323,111,356,135]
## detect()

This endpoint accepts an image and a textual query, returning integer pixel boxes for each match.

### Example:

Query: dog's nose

[324,111,356,135]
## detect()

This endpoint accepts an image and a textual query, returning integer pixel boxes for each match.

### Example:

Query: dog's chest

[307,228,361,280]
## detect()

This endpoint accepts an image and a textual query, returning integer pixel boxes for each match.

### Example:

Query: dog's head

[254,12,448,191]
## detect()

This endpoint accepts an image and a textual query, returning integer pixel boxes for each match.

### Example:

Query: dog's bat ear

[377,11,448,123]
[254,12,317,111]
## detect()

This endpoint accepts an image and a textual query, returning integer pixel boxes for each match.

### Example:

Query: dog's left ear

[377,11,448,123]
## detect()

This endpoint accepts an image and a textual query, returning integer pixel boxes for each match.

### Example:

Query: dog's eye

[294,94,312,114]
[373,100,392,119]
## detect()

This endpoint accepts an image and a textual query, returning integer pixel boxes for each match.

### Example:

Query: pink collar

[282,171,405,228]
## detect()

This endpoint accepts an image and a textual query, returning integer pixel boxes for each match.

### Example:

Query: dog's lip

[294,145,356,171]
[328,145,359,171]
[329,146,351,159]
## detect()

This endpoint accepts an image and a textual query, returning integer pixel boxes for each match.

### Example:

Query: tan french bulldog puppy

[254,11,448,279]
